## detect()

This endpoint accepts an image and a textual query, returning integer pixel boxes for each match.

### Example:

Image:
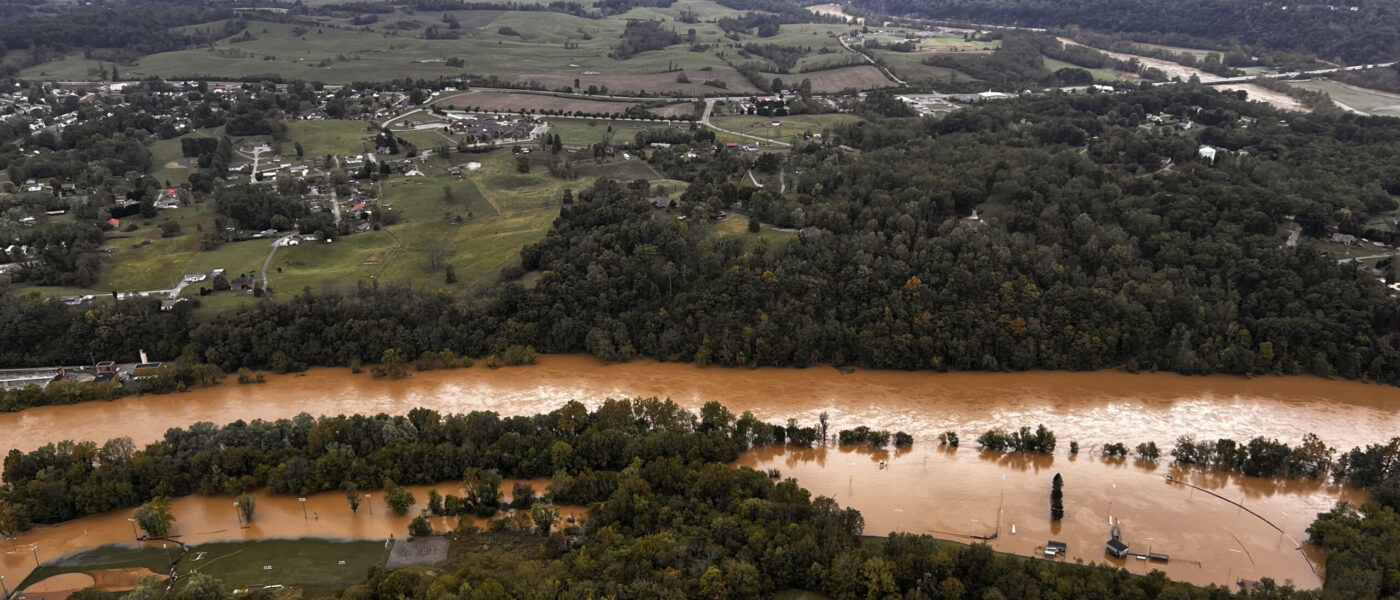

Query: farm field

[872,50,980,86]
[441,91,641,115]
[1286,79,1400,116]
[21,0,884,95]
[762,65,895,92]
[1043,56,1124,82]
[512,70,761,96]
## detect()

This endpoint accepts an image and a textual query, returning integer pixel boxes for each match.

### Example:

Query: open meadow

[20,0,885,93]
[1286,79,1400,116]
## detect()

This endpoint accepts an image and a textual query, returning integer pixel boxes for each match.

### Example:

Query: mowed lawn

[546,118,664,146]
[282,120,374,158]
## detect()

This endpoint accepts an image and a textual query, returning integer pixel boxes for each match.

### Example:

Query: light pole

[366,494,372,516]
[162,543,172,567]
[234,501,242,526]
[30,544,39,567]
[128,518,140,540]
[299,498,308,522]
[893,508,904,532]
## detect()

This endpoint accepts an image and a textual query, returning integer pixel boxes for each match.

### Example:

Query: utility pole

[128,518,139,540]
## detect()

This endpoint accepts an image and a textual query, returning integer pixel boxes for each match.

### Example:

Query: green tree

[529,503,559,535]
[380,348,407,378]
[345,484,361,513]
[385,480,415,515]
[235,494,256,524]
[1050,473,1064,521]
[133,497,175,537]
[178,573,229,600]
[294,142,304,158]
[408,514,432,537]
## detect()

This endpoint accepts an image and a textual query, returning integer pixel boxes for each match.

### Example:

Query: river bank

[4,356,1397,591]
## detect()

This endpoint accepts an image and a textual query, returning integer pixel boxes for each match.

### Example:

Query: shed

[1044,540,1068,557]
[1106,538,1129,558]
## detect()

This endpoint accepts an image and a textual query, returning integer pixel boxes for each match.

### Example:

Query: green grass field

[20,0,874,92]
[20,540,387,598]
[711,113,862,137]
[1043,56,1124,82]
[1285,79,1400,116]
[282,120,374,158]
[546,118,661,146]
[870,51,979,86]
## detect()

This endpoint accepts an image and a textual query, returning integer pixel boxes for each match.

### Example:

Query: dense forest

[852,0,1400,64]
[8,86,1400,385]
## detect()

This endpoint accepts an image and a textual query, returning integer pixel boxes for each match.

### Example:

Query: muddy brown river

[5,356,1399,591]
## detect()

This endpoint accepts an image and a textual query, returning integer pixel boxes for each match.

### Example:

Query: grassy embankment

[20,540,387,599]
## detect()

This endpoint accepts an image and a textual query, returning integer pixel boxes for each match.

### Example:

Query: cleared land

[513,70,761,95]
[282,120,374,157]
[766,66,894,91]
[443,91,640,115]
[1043,56,1124,82]
[1286,79,1400,116]
[710,113,863,138]
[547,118,669,146]
[873,51,980,85]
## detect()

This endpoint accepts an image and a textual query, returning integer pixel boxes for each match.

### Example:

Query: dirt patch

[444,91,639,115]
[24,574,95,594]
[89,568,161,591]
[1057,37,1214,82]
[363,252,384,264]
[650,103,697,118]
[163,161,184,169]
[769,66,894,92]
[385,536,448,568]
[512,71,761,95]
[1218,83,1312,113]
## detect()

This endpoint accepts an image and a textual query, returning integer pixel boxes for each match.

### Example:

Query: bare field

[773,66,894,91]
[444,91,639,114]
[513,70,761,95]
[1218,83,1312,113]
[650,103,699,118]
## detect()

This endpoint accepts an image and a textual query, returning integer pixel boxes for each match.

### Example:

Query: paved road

[838,35,907,86]
[701,99,792,147]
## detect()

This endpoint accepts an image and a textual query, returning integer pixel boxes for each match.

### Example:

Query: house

[1198,145,1217,163]
[230,275,255,290]
[108,218,121,228]
[1044,540,1068,558]
[651,196,674,209]
[1106,538,1129,558]
[1331,233,1358,245]
[182,273,207,283]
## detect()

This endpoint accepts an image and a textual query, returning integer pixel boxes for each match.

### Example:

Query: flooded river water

[4,355,1399,590]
